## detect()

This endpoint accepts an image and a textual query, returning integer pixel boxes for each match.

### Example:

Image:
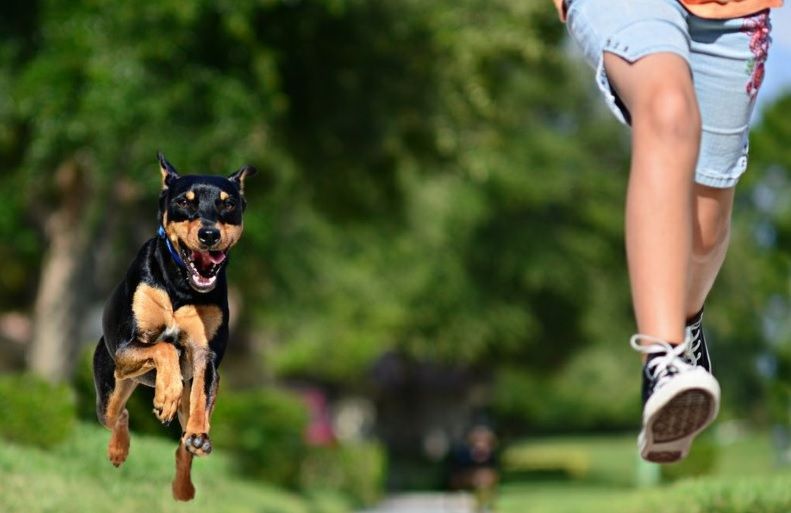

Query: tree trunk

[27,158,96,382]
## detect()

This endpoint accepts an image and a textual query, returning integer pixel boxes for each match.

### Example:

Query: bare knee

[602,52,700,141]
[634,84,701,142]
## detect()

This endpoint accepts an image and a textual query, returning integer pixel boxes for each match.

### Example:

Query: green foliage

[0,422,313,513]
[497,432,790,513]
[493,345,640,431]
[259,0,632,382]
[640,474,791,513]
[211,387,310,487]
[0,373,75,448]
[684,93,791,424]
[661,433,718,482]
[300,442,387,506]
[498,473,791,513]
[2,0,787,436]
[2,0,632,391]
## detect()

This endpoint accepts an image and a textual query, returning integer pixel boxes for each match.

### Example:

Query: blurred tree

[727,94,791,424]
[2,0,783,437]
[0,0,633,424]
[260,1,631,381]
[0,0,288,380]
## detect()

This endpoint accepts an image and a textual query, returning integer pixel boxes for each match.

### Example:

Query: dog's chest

[131,283,223,379]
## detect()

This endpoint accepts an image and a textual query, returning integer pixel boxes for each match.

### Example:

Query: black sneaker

[632,333,720,463]
[684,309,711,373]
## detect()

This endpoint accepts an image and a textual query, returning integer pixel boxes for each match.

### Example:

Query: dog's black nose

[198,227,221,246]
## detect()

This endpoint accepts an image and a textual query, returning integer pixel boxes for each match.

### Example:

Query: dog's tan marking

[173,305,222,345]
[101,379,137,467]
[160,165,171,190]
[128,285,223,425]
[167,219,242,253]
[172,443,196,501]
[132,285,221,343]
[107,409,131,467]
[166,219,202,252]
[232,165,255,193]
[218,223,244,250]
[127,286,224,464]
[177,383,192,431]
[115,342,181,381]
[132,284,173,339]
[219,191,229,201]
[172,305,222,439]
[185,347,210,438]
[101,378,138,428]
[114,342,183,422]
[186,190,195,201]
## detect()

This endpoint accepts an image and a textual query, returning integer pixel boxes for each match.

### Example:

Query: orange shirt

[552,0,783,21]
[680,0,782,18]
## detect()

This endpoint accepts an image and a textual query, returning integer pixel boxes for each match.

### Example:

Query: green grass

[497,431,791,513]
[2,423,790,513]
[0,422,330,513]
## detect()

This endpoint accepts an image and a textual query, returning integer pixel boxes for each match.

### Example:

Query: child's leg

[683,8,773,316]
[687,185,735,317]
[603,52,701,344]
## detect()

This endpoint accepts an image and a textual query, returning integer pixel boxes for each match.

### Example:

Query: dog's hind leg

[93,338,138,467]
[172,385,195,501]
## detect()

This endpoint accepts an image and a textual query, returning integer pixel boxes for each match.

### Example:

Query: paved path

[357,492,477,513]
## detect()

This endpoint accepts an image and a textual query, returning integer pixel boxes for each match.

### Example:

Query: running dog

[93,153,255,501]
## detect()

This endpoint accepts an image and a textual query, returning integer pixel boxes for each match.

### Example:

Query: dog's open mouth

[181,248,227,292]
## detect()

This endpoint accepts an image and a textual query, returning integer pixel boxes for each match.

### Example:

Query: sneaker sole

[639,368,720,463]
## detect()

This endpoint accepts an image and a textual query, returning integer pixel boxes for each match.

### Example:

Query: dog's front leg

[181,345,218,456]
[173,304,223,456]
[114,340,183,423]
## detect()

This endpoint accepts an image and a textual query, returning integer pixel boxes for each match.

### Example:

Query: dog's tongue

[192,250,227,267]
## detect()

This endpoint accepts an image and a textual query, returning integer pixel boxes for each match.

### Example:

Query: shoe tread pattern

[651,388,713,443]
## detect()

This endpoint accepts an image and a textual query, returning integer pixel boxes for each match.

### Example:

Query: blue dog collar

[157,225,186,268]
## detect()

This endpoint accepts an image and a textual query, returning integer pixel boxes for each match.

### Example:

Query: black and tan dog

[93,153,255,501]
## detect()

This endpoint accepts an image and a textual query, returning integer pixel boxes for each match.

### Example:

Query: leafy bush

[0,373,76,448]
[211,387,310,487]
[501,444,591,480]
[641,473,791,513]
[299,441,387,506]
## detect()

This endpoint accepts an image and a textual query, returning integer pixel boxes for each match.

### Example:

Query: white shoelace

[685,319,703,365]
[630,332,693,390]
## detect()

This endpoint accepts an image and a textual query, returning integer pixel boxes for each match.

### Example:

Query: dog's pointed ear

[228,165,257,193]
[158,152,180,190]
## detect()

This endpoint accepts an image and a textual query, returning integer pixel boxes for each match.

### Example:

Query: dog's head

[157,152,256,293]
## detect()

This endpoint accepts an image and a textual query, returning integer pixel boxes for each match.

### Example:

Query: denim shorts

[565,0,773,188]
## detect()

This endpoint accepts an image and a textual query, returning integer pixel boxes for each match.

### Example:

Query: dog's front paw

[153,380,183,423]
[182,432,212,456]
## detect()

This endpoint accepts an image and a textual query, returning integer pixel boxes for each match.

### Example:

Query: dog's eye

[222,199,236,212]
[176,197,193,210]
